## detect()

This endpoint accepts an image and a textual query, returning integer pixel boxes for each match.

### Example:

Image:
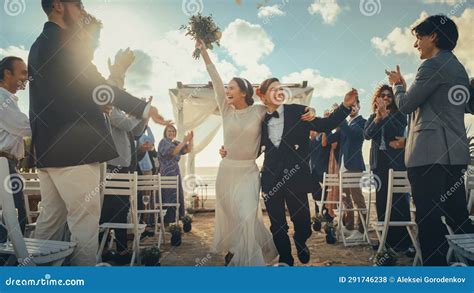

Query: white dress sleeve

[206,63,231,115]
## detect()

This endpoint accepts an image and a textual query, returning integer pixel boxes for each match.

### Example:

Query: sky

[1,0,473,167]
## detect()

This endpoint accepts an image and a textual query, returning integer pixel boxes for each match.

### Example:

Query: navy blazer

[335,115,367,172]
[28,22,148,168]
[364,112,407,171]
[260,104,351,195]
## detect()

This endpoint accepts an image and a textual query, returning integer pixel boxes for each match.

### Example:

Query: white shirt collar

[0,87,18,102]
[267,104,284,115]
[348,114,360,124]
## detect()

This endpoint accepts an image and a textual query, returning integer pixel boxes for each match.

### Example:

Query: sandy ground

[141,212,413,267]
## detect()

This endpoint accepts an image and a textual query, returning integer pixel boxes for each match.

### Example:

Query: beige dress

[207,64,278,266]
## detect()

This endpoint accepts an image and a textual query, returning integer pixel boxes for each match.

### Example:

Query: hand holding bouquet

[180,13,222,59]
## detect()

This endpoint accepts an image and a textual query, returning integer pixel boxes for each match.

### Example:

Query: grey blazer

[108,108,148,168]
[394,50,470,168]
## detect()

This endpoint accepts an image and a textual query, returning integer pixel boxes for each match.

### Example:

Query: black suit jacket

[364,112,407,171]
[260,104,351,195]
[28,22,148,168]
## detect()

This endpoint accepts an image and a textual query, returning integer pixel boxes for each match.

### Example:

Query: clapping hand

[108,48,135,77]
[343,88,359,108]
[184,131,194,143]
[387,65,406,88]
[389,136,406,150]
[375,97,389,121]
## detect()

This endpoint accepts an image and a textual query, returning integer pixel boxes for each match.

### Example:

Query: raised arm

[196,39,230,114]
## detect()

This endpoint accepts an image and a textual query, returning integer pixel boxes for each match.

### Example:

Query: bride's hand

[195,39,206,52]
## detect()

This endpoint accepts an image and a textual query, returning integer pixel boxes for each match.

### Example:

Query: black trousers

[373,150,411,251]
[0,159,26,243]
[407,164,474,266]
[264,187,312,266]
[311,172,324,214]
[99,166,131,253]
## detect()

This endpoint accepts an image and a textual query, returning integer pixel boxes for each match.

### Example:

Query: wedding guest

[309,109,338,216]
[30,1,170,266]
[0,56,30,241]
[157,125,193,224]
[332,99,367,240]
[364,85,412,255]
[309,130,329,214]
[388,14,474,265]
[138,126,156,176]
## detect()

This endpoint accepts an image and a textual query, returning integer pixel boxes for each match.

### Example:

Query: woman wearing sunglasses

[364,85,413,262]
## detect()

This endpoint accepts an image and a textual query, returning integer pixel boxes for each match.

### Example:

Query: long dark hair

[371,84,398,113]
[232,77,254,106]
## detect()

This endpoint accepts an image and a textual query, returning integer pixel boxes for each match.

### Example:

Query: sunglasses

[380,93,393,98]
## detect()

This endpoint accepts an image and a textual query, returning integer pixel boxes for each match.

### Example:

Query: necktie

[265,111,279,123]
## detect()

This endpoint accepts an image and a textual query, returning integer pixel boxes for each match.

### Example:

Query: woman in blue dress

[157,125,193,223]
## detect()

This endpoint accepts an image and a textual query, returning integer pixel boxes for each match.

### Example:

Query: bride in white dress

[196,40,315,266]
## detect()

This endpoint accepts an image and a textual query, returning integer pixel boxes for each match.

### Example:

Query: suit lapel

[280,104,291,148]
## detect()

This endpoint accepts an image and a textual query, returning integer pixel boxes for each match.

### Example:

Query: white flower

[294,145,299,150]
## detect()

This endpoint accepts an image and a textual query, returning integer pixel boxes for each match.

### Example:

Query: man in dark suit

[331,100,367,239]
[257,78,357,266]
[29,0,169,266]
[388,15,474,265]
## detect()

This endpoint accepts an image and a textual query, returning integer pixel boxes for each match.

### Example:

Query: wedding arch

[169,80,314,202]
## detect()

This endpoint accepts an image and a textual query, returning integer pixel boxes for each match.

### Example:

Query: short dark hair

[412,14,459,51]
[0,56,24,81]
[41,0,55,15]
[259,77,280,95]
[232,77,254,106]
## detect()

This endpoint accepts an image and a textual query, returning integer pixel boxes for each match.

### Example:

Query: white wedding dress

[207,64,278,266]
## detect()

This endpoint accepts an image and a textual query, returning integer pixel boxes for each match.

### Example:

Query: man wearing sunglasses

[28,0,170,266]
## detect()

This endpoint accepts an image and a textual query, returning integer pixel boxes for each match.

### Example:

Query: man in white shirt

[0,56,32,242]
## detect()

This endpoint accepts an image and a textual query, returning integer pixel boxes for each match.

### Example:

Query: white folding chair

[137,175,167,247]
[159,175,180,226]
[0,158,76,266]
[97,172,146,266]
[318,172,339,218]
[373,169,422,266]
[465,168,474,218]
[337,171,372,246]
[20,173,41,237]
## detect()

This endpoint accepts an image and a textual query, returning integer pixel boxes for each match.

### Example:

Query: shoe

[404,247,416,258]
[295,242,310,264]
[346,230,364,241]
[224,252,234,266]
[114,251,133,265]
[101,250,117,263]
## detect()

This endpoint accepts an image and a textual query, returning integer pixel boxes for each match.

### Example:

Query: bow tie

[265,111,279,122]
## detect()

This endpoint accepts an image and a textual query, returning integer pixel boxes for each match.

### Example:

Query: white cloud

[308,0,342,25]
[452,8,474,76]
[282,68,352,99]
[371,8,474,75]
[0,45,29,61]
[371,11,429,56]
[220,19,274,82]
[257,4,285,19]
[422,0,465,5]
